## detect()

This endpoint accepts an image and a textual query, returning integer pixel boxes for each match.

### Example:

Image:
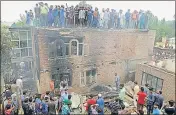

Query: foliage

[1,24,13,82]
[148,11,175,42]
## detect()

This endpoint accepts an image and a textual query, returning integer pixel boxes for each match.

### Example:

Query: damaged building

[9,27,156,93]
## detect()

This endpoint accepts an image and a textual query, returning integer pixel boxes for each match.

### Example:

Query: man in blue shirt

[147,87,155,115]
[153,103,161,115]
[125,9,131,29]
[53,5,59,27]
[96,94,104,115]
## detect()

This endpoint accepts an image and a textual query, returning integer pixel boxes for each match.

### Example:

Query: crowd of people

[1,75,175,115]
[19,2,150,30]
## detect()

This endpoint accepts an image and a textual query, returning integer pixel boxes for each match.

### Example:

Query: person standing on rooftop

[103,8,110,29]
[25,10,30,25]
[29,9,34,26]
[131,10,138,29]
[53,5,59,27]
[48,5,54,27]
[79,7,86,27]
[74,5,79,27]
[125,9,131,29]
[99,8,105,28]
[60,5,65,28]
[92,7,99,28]
[40,3,48,27]
[87,7,93,28]
[34,4,41,27]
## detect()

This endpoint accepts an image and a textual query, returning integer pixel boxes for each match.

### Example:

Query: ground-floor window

[141,72,164,91]
[86,69,97,85]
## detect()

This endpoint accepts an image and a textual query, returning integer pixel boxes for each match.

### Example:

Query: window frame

[141,72,164,92]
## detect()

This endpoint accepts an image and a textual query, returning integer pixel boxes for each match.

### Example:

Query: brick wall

[37,29,156,93]
[37,29,51,93]
[135,63,175,101]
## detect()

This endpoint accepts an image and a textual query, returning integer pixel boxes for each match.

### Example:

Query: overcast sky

[1,1,175,22]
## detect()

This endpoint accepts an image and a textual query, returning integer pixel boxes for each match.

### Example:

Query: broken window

[20,41,27,48]
[56,44,63,56]
[28,40,32,47]
[12,41,19,48]
[21,48,28,57]
[12,49,21,58]
[11,31,19,40]
[65,44,69,56]
[71,41,78,55]
[86,69,97,85]
[141,72,163,92]
[19,31,28,40]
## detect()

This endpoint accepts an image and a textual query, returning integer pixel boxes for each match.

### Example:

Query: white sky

[1,1,175,22]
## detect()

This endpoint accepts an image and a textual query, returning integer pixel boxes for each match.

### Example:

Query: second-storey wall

[37,29,156,93]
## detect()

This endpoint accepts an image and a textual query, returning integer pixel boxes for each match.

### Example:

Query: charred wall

[37,28,156,93]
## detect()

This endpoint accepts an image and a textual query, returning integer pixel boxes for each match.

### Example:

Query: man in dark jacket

[22,98,30,115]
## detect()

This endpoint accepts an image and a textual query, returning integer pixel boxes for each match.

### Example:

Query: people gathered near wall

[20,2,150,30]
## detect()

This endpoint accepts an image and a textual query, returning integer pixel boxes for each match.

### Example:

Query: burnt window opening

[65,44,69,56]
[56,44,63,56]
[71,41,78,55]
[86,69,97,85]
[79,44,83,55]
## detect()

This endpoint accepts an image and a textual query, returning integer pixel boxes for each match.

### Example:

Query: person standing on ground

[11,81,18,94]
[22,98,30,115]
[164,100,175,115]
[146,87,155,115]
[96,94,104,115]
[119,84,126,104]
[133,81,140,108]
[47,97,56,115]
[12,94,19,115]
[158,90,164,109]
[56,94,62,114]
[87,94,96,115]
[115,73,120,92]
[137,87,147,113]
[107,98,122,115]
[16,76,23,95]
[144,83,149,95]
[4,87,12,99]
[28,97,35,115]
[41,97,49,115]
